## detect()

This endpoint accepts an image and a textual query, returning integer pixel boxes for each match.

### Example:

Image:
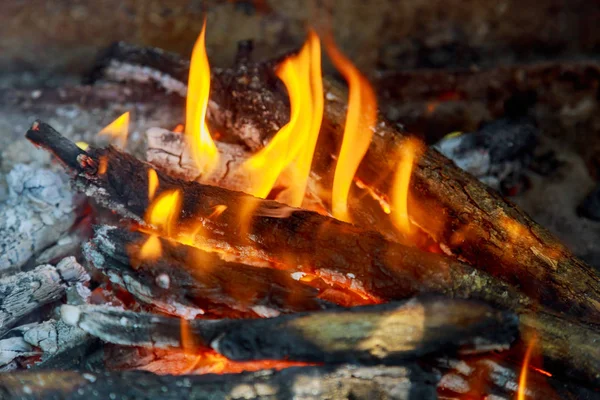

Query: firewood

[24,122,600,385]
[61,297,517,364]
[84,225,325,318]
[0,164,76,275]
[94,42,600,321]
[0,257,89,336]
[0,363,438,400]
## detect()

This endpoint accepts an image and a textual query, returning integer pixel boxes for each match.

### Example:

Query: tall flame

[240,31,323,207]
[390,138,424,235]
[98,111,130,148]
[518,335,537,400]
[145,190,182,237]
[186,19,219,177]
[325,38,377,222]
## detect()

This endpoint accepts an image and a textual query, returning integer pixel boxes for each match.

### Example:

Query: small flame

[390,138,424,235]
[76,141,89,151]
[240,31,323,206]
[185,19,219,177]
[325,38,377,222]
[98,156,108,175]
[208,204,228,219]
[99,112,130,148]
[148,168,159,201]
[173,123,185,133]
[139,234,162,261]
[518,335,537,400]
[145,190,182,237]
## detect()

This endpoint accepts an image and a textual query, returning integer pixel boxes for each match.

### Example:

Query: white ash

[0,164,76,274]
[105,61,188,96]
[0,336,37,367]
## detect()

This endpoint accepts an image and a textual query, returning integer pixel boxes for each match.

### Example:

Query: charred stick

[61,297,517,364]
[0,257,89,336]
[85,225,325,318]
[0,363,437,400]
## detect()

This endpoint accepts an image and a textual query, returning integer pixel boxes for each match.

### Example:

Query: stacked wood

[60,297,517,363]
[0,363,438,400]
[0,164,76,276]
[0,257,89,336]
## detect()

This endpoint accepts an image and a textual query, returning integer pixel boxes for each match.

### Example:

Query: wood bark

[61,297,517,364]
[0,164,76,275]
[25,123,600,385]
[95,43,600,321]
[0,257,89,336]
[0,363,437,400]
[84,225,326,318]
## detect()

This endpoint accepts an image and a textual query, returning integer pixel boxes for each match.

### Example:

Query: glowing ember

[98,111,130,148]
[185,19,219,177]
[148,168,159,201]
[173,123,185,133]
[390,138,424,235]
[240,31,323,206]
[145,190,182,237]
[325,37,377,222]
[518,335,537,400]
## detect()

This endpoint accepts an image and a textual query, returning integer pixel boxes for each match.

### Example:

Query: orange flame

[240,31,323,206]
[390,138,424,235]
[148,168,159,201]
[139,234,162,261]
[518,335,537,400]
[99,112,130,148]
[145,190,182,237]
[325,38,377,222]
[186,19,219,177]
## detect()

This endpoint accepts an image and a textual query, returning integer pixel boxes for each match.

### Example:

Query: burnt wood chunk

[0,364,438,400]
[84,225,325,318]
[61,297,517,363]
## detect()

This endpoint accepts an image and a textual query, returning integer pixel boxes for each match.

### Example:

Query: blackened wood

[0,257,89,336]
[0,364,437,400]
[94,45,600,321]
[85,225,325,317]
[61,297,517,364]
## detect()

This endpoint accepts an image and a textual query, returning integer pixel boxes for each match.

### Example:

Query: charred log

[0,363,437,400]
[61,297,517,364]
[84,225,326,318]
[0,257,89,336]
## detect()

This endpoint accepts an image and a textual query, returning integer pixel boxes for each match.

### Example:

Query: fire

[185,19,219,177]
[139,235,162,261]
[148,168,159,201]
[517,335,537,400]
[325,37,377,222]
[99,111,130,148]
[390,138,424,235]
[239,31,323,207]
[144,190,182,237]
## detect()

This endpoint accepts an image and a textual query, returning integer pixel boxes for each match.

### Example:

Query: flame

[325,37,377,222]
[99,112,130,148]
[139,235,162,261]
[173,123,185,133]
[239,31,323,206]
[145,190,182,237]
[390,138,424,235]
[148,168,159,201]
[185,19,219,177]
[518,335,537,400]
[208,204,228,219]
[76,141,89,151]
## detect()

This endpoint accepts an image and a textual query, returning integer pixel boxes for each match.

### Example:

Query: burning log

[93,41,600,321]
[0,257,89,336]
[0,364,438,400]
[0,164,76,275]
[84,225,326,318]
[61,297,517,363]
[25,122,600,384]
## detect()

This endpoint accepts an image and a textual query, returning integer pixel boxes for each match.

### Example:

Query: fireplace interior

[0,1,599,399]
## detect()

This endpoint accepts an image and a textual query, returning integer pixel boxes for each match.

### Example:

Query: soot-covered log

[25,122,600,385]
[61,297,517,364]
[0,364,438,400]
[84,225,326,318]
[93,42,600,322]
[0,257,89,336]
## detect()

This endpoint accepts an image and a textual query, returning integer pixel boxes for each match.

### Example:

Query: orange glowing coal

[325,37,377,222]
[391,138,424,235]
[186,19,219,177]
[240,30,323,207]
[99,111,130,148]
